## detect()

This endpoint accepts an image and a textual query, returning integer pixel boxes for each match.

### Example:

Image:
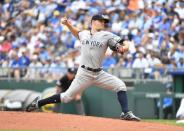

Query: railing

[0,67,182,81]
[0,67,67,81]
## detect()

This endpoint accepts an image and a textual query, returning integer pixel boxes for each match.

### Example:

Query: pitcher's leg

[38,74,92,108]
[95,71,127,92]
[26,94,61,112]
[37,78,83,108]
[95,71,128,112]
[26,70,93,112]
[60,73,93,103]
[38,94,61,107]
[95,71,140,121]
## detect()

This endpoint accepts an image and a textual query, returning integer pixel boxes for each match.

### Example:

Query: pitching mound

[0,111,183,131]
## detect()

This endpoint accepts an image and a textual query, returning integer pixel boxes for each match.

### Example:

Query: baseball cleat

[26,96,40,112]
[120,111,141,121]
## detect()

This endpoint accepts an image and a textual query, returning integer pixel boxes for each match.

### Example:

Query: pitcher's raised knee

[115,82,127,92]
[60,93,74,103]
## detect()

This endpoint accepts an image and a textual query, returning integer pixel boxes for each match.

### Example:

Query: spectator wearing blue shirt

[157,83,173,119]
[163,83,174,119]
[55,0,68,13]
[177,58,184,68]
[10,54,22,79]
[49,10,60,27]
[11,54,21,69]
[173,46,184,63]
[39,46,51,62]
[19,50,30,68]
[167,58,177,69]
[103,54,117,70]
[132,29,142,46]
[49,32,59,45]
[19,50,30,77]
[123,54,134,68]
[159,17,172,33]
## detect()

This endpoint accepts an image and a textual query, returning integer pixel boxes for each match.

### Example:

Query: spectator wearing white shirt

[132,53,149,78]
[175,1,184,19]
[132,53,149,68]
[147,52,162,67]
[24,55,43,80]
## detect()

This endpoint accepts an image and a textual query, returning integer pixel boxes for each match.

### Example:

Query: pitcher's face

[91,20,106,31]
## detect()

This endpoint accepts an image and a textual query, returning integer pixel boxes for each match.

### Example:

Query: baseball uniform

[60,30,126,103]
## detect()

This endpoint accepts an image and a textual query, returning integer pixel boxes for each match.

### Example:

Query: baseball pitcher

[26,14,141,121]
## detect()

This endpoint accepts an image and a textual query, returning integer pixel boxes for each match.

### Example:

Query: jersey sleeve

[107,33,121,51]
[78,30,87,40]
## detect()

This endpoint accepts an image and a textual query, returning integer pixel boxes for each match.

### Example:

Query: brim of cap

[68,71,76,74]
[92,18,109,23]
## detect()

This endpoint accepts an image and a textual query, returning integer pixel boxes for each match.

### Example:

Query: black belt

[81,65,102,72]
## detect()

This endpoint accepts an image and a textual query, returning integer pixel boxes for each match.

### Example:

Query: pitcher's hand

[61,17,70,25]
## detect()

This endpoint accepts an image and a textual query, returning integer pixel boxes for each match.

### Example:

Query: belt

[81,65,102,72]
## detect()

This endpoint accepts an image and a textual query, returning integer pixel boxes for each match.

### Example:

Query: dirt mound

[0,111,183,131]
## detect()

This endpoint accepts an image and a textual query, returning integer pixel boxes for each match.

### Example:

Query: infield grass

[144,119,184,126]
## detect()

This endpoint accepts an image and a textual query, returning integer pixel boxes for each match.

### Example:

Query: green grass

[144,119,184,126]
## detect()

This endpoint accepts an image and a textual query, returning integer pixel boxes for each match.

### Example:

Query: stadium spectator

[10,53,21,79]
[24,54,43,80]
[156,83,174,119]
[177,58,184,68]
[19,49,30,68]
[103,53,117,70]
[117,54,134,68]
[132,53,149,68]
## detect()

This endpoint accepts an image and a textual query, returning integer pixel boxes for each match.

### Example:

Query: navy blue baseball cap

[68,67,77,74]
[91,14,109,23]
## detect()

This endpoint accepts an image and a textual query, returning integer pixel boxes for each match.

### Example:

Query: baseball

[61,17,68,25]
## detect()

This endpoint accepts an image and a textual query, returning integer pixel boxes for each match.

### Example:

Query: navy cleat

[120,111,141,121]
[26,96,40,112]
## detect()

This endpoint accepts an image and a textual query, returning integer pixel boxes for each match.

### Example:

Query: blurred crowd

[0,0,184,80]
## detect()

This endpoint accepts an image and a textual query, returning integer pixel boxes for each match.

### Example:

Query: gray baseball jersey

[60,30,127,103]
[79,30,121,68]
